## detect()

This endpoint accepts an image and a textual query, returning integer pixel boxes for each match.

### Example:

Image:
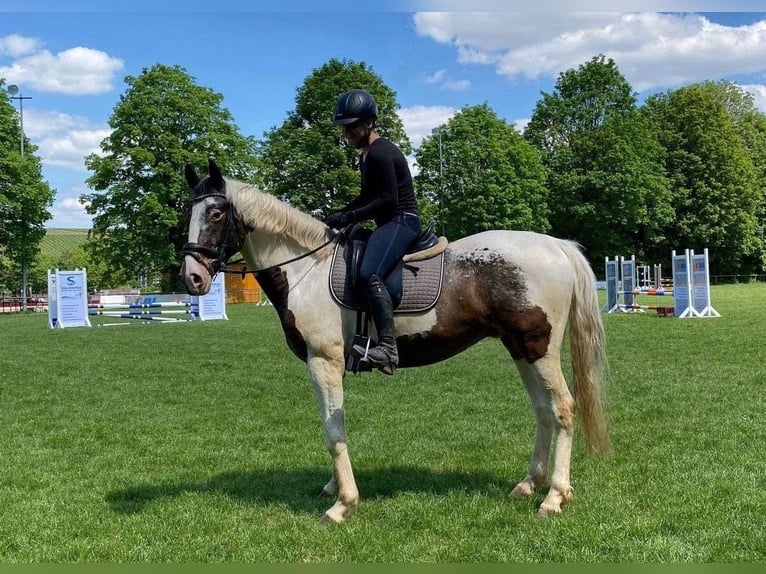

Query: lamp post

[7,84,32,311]
[438,127,448,235]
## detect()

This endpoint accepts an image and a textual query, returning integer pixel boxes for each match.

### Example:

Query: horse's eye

[209,209,224,222]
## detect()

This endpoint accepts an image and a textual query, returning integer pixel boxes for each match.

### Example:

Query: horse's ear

[208,158,224,189]
[184,164,200,189]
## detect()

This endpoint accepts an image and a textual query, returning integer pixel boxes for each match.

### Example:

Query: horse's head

[180,159,246,295]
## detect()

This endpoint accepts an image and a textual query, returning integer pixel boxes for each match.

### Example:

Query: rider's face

[342,121,370,148]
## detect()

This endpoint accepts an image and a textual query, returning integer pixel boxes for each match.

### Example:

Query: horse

[180,159,610,524]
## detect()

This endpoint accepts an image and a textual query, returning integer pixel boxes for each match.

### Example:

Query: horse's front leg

[307,352,358,525]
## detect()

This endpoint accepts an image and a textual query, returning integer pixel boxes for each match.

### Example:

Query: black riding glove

[325,211,353,229]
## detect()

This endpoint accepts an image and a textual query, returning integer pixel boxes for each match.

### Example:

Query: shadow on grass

[106,465,519,516]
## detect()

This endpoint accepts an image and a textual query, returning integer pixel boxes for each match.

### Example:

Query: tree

[82,64,259,292]
[524,55,674,266]
[643,81,764,275]
[715,82,766,272]
[415,104,548,239]
[36,242,108,293]
[0,80,54,299]
[739,111,766,272]
[257,58,410,216]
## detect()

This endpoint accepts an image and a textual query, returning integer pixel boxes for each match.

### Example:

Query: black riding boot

[353,275,399,375]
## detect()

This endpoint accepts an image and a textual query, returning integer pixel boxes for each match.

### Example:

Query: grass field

[0,284,764,562]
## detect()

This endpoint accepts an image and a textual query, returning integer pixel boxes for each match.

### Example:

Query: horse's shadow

[106,466,520,516]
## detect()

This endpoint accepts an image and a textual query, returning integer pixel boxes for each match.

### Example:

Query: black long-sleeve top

[341,137,418,227]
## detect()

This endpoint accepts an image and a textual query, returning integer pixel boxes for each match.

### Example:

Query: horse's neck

[241,230,299,270]
[230,182,329,271]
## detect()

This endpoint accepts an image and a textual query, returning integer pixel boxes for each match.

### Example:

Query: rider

[325,89,421,375]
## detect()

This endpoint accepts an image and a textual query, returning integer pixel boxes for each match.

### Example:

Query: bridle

[181,187,239,277]
[181,184,343,278]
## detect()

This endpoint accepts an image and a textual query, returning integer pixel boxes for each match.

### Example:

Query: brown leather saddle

[329,223,447,313]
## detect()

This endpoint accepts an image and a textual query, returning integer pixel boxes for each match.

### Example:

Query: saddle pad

[329,242,445,313]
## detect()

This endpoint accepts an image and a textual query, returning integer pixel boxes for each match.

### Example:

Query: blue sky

[2,3,766,228]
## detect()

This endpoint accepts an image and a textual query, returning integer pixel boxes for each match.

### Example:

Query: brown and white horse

[181,159,610,524]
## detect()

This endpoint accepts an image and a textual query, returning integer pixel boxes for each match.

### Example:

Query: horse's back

[449,230,584,293]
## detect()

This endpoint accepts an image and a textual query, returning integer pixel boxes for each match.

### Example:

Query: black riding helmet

[332,89,378,126]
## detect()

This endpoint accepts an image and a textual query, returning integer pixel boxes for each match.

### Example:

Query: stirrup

[353,343,398,375]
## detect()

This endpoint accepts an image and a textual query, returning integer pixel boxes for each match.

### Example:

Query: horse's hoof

[318,488,334,499]
[319,500,356,526]
[536,486,571,517]
[510,484,534,498]
[319,513,341,527]
[535,504,562,518]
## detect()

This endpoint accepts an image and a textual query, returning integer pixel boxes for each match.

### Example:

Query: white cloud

[25,109,109,171]
[442,78,472,91]
[513,117,530,133]
[399,104,457,149]
[425,69,448,84]
[423,68,472,92]
[414,12,620,55]
[740,83,766,112]
[60,196,89,211]
[0,34,41,58]
[414,13,766,92]
[50,192,92,229]
[0,35,123,95]
[399,104,458,177]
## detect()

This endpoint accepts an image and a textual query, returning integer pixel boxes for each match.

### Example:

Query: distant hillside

[41,228,89,260]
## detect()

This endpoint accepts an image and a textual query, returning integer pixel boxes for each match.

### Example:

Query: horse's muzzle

[181,255,212,295]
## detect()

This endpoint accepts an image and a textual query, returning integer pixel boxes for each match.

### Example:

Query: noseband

[181,188,239,275]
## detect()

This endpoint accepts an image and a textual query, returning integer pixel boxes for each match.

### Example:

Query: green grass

[0,284,764,562]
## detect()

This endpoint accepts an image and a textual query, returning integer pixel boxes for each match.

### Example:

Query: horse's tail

[559,240,611,457]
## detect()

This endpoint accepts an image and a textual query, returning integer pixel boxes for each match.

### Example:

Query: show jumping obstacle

[604,248,720,318]
[47,268,228,328]
[88,300,195,326]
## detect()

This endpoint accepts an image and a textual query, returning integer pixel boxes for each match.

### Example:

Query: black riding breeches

[358,213,420,286]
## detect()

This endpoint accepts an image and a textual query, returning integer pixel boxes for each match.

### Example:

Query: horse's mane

[226,178,331,254]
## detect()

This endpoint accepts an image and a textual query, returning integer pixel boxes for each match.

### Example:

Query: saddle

[329,222,448,313]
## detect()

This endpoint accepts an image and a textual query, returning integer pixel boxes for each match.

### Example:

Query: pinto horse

[181,159,610,524]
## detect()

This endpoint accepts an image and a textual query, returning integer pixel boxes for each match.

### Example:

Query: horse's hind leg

[509,352,576,517]
[509,358,554,499]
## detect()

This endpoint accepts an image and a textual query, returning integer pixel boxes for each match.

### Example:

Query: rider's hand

[324,212,352,229]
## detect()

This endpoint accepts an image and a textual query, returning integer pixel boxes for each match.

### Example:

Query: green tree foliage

[415,104,548,239]
[711,82,766,272]
[35,230,107,293]
[524,55,674,265]
[257,58,410,216]
[82,64,259,292]
[740,112,766,271]
[643,81,764,274]
[0,80,55,295]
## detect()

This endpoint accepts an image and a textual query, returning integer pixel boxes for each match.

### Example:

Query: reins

[221,232,340,277]
[182,182,351,278]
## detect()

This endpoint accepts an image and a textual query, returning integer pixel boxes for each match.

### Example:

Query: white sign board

[191,272,228,321]
[48,268,92,328]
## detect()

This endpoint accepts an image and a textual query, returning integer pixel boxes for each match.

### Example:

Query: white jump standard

[604,249,719,318]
